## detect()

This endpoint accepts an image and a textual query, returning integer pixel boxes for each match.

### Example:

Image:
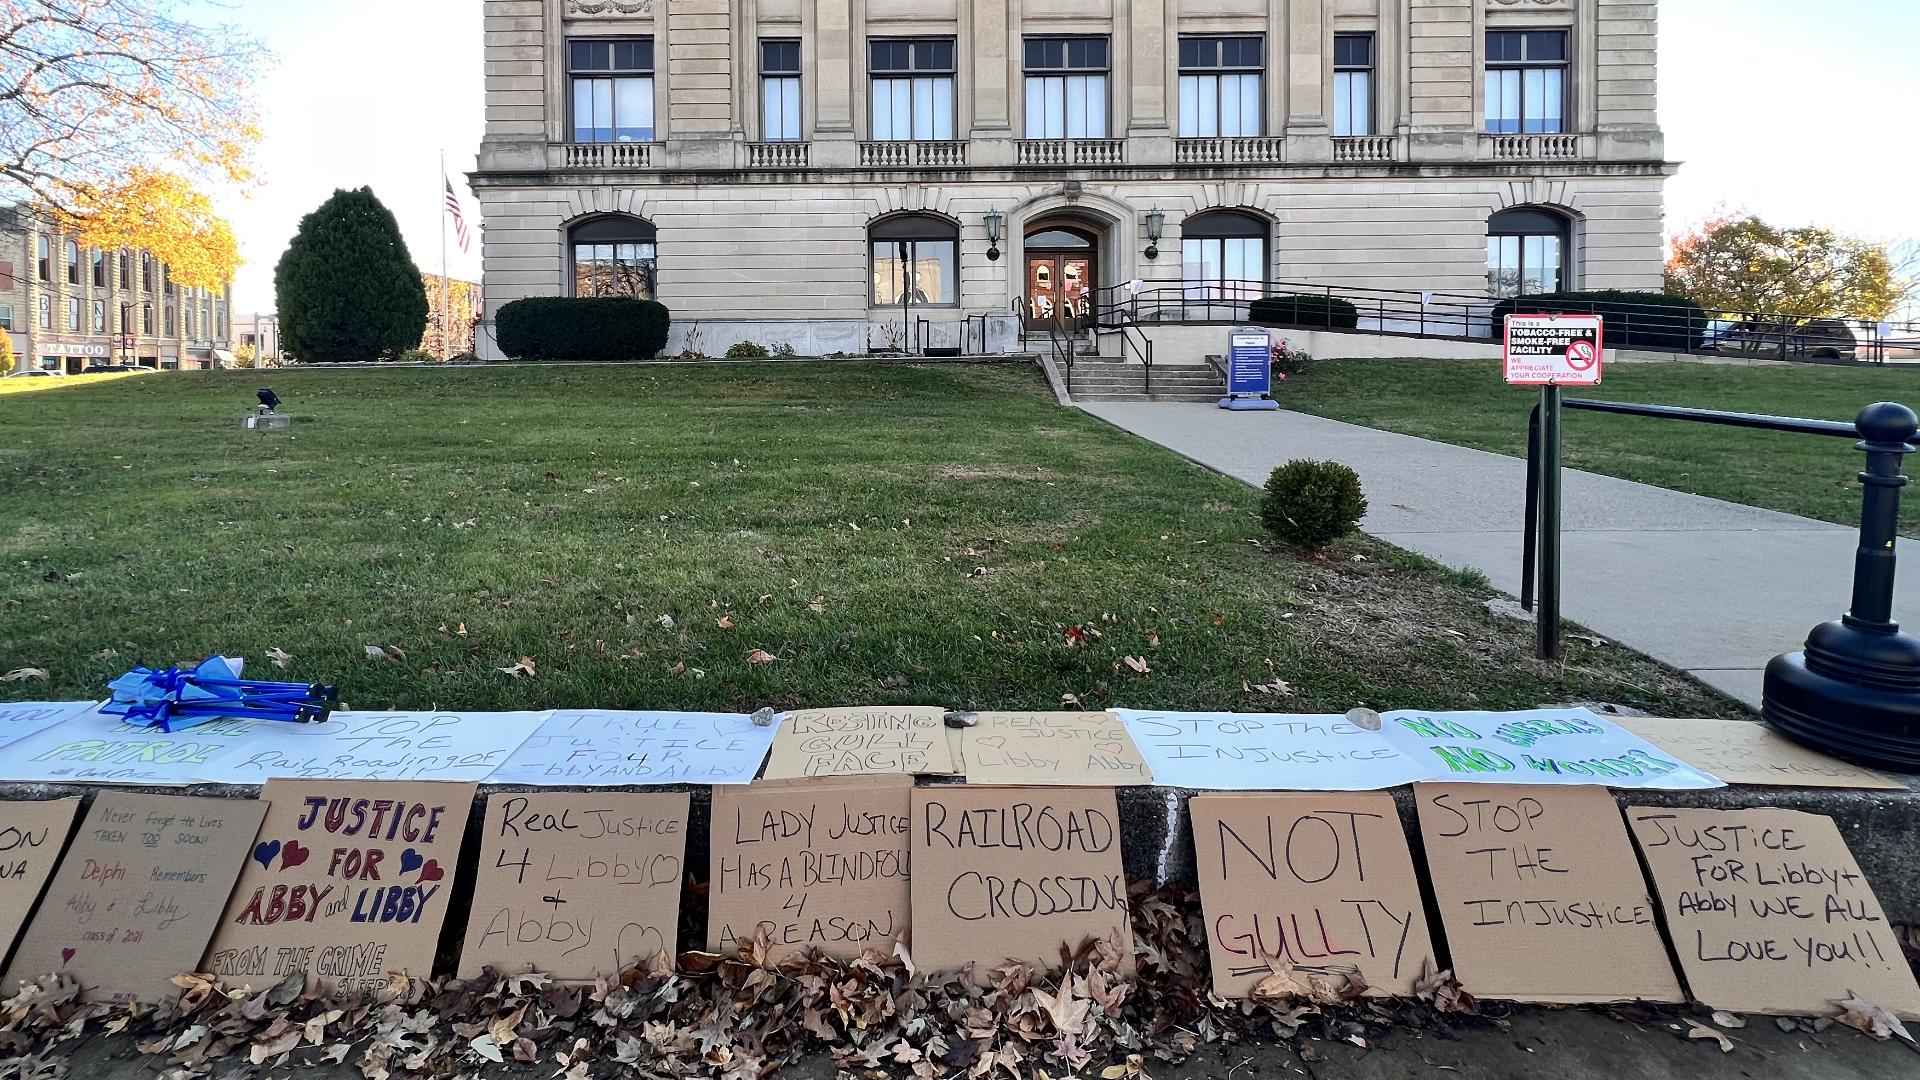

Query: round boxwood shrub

[1249,294,1361,330]
[1488,290,1706,351]
[725,340,771,359]
[496,296,671,361]
[1262,459,1368,552]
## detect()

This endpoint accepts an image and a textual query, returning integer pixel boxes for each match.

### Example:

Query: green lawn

[1286,359,1920,534]
[0,363,1735,718]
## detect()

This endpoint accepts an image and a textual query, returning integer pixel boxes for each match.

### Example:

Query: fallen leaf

[362,644,406,663]
[1121,656,1150,674]
[1711,1011,1746,1030]
[498,656,538,678]
[1686,1023,1734,1052]
[469,1034,505,1063]
[1835,994,1914,1042]
[1146,631,1160,647]
[0,667,49,683]
[808,597,827,613]
[880,674,910,690]
[745,648,777,667]
[716,615,734,629]
[265,647,293,670]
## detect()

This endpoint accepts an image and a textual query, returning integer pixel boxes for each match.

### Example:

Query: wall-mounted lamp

[1143,206,1165,261]
[984,208,1004,262]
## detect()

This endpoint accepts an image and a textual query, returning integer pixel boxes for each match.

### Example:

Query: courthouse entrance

[1023,223,1099,331]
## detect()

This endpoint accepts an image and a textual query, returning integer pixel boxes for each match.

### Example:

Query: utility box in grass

[243,414,291,431]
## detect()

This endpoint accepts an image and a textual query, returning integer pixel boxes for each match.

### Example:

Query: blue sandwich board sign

[1220,326,1280,410]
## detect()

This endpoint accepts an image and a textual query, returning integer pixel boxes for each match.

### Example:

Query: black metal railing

[1110,322,1155,395]
[1089,278,1920,365]
[1521,397,1876,660]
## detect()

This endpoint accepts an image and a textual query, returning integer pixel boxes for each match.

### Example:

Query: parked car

[1706,318,1858,361]
[81,363,139,373]
[4,368,62,378]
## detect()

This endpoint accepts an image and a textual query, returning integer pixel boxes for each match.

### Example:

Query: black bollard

[1764,401,1920,769]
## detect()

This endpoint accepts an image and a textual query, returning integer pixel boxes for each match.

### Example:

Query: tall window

[1485,30,1567,134]
[569,38,655,143]
[870,214,958,306]
[119,252,131,289]
[570,216,657,299]
[65,240,78,284]
[1178,36,1263,138]
[1181,210,1269,309]
[1023,37,1109,139]
[66,297,80,331]
[0,305,10,330]
[761,39,802,141]
[1333,34,1374,137]
[1487,207,1570,296]
[869,38,955,141]
[36,235,49,280]
[91,249,106,287]
[142,254,152,291]
[163,304,172,336]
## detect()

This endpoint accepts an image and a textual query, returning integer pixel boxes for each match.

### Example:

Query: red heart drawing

[418,859,445,883]
[280,840,310,870]
[60,948,74,966]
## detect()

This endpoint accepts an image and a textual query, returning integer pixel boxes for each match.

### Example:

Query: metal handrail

[1089,278,1920,364]
[1107,322,1154,395]
[1521,397,1879,659]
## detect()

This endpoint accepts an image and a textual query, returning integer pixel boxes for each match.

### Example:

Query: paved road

[1080,403,1920,708]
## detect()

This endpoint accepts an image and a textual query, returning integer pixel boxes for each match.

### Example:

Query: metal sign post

[1504,313,1605,660]
[1219,325,1281,411]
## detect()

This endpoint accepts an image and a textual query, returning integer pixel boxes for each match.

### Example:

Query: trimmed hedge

[496,297,672,361]
[1261,459,1368,552]
[1488,290,1706,351]
[1249,294,1361,330]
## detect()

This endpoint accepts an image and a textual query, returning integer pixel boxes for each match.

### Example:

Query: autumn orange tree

[0,0,263,288]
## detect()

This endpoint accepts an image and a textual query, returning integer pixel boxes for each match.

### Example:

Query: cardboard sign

[763,706,958,779]
[0,708,547,785]
[6,793,266,1003]
[0,702,95,752]
[707,776,912,962]
[1617,718,1905,790]
[1627,806,1920,1019]
[458,792,688,981]
[0,800,82,965]
[487,709,777,786]
[909,786,1133,977]
[1414,784,1681,1004]
[961,712,1153,786]
[1115,710,1427,790]
[1381,708,1722,789]
[1504,314,1603,387]
[203,780,477,996]
[1190,793,1436,998]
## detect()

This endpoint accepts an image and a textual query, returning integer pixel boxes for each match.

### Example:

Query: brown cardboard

[909,786,1134,977]
[1617,718,1905,790]
[1627,806,1920,1019]
[764,706,958,779]
[6,793,265,1003]
[1414,784,1682,1004]
[1191,793,1436,998]
[458,792,689,981]
[961,712,1153,786]
[0,799,81,967]
[708,775,912,962]
[203,780,477,997]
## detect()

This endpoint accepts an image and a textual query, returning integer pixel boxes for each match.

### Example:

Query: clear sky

[199,0,1917,314]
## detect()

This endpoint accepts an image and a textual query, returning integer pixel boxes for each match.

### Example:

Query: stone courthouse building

[474,0,1666,356]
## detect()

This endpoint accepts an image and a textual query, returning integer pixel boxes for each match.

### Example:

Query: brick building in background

[0,206,234,372]
[473,0,1666,356]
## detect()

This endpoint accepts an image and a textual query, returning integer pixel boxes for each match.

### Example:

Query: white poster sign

[486,709,779,786]
[1114,709,1428,790]
[0,701,97,751]
[1380,707,1722,789]
[0,707,548,785]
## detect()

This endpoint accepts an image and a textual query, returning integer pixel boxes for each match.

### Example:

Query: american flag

[444,177,471,253]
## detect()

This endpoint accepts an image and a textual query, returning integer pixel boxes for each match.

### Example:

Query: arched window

[569,216,657,299]
[65,240,79,284]
[1487,207,1570,297]
[870,214,958,306]
[36,235,49,280]
[1181,209,1269,305]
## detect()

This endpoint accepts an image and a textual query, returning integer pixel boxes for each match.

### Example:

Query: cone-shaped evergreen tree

[275,187,430,362]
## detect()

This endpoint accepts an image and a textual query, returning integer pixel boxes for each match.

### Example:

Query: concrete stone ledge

[7,775,1917,926]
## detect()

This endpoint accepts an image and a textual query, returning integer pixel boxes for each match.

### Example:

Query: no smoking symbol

[1565,339,1597,370]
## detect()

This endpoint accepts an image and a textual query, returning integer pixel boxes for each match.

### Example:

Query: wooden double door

[1023,225,1098,331]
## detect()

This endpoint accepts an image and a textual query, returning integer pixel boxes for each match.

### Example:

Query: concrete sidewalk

[1080,402,1920,709]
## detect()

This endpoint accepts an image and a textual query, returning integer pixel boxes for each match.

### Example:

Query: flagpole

[439,150,451,361]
